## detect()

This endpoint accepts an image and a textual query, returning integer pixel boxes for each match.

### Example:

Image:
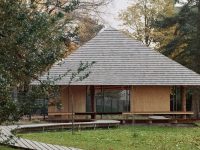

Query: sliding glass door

[86,86,130,112]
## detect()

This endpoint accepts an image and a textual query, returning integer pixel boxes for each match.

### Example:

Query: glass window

[170,86,182,111]
[86,86,130,112]
[170,86,192,111]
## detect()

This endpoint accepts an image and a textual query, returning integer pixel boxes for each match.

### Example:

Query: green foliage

[154,0,200,69]
[0,0,104,125]
[70,61,95,83]
[18,126,200,150]
[0,0,79,124]
[0,0,71,87]
[0,100,21,124]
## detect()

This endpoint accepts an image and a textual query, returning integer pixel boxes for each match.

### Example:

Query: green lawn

[196,122,200,127]
[18,125,200,150]
[0,145,19,150]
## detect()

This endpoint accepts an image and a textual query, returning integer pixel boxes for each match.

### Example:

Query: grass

[195,122,200,127]
[18,125,200,150]
[0,145,20,150]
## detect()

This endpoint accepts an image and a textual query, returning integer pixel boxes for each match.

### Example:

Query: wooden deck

[0,125,80,150]
[0,120,120,150]
[49,111,193,118]
[122,111,194,115]
[121,112,194,124]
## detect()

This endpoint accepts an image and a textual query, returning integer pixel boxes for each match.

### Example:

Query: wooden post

[68,85,75,135]
[90,85,96,119]
[181,86,187,119]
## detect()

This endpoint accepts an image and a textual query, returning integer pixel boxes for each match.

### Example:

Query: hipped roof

[33,28,200,85]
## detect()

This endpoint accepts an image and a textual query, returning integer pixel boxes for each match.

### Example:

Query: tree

[0,0,72,123]
[77,17,103,45]
[0,0,106,124]
[153,1,197,65]
[119,0,175,47]
[153,0,200,118]
[63,17,104,56]
[193,0,200,117]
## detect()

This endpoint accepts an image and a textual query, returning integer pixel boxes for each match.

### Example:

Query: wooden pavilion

[33,28,200,121]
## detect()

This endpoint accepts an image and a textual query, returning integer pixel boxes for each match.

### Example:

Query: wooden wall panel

[71,86,86,112]
[48,85,86,119]
[48,85,171,119]
[48,105,56,112]
[60,85,70,112]
[130,86,171,112]
[59,85,86,112]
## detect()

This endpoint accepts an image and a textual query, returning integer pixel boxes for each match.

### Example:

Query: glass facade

[86,86,130,112]
[170,86,192,111]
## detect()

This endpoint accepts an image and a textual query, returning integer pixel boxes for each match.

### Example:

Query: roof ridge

[104,26,118,31]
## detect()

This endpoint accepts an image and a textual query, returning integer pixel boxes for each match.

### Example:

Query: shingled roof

[33,28,200,85]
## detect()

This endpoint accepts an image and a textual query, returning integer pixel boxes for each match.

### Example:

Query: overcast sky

[98,0,187,29]
[99,0,132,29]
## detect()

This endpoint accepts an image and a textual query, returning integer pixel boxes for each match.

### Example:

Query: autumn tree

[63,16,104,56]
[119,0,175,48]
[77,17,103,45]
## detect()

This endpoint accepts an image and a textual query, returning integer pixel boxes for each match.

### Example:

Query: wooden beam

[123,111,194,115]
[48,112,74,115]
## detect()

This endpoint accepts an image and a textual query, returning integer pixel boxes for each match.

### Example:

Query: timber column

[90,85,96,119]
[181,86,187,119]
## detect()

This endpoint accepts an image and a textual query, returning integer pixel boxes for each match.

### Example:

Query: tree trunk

[144,0,149,46]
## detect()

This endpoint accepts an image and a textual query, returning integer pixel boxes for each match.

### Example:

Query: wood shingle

[33,28,200,85]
